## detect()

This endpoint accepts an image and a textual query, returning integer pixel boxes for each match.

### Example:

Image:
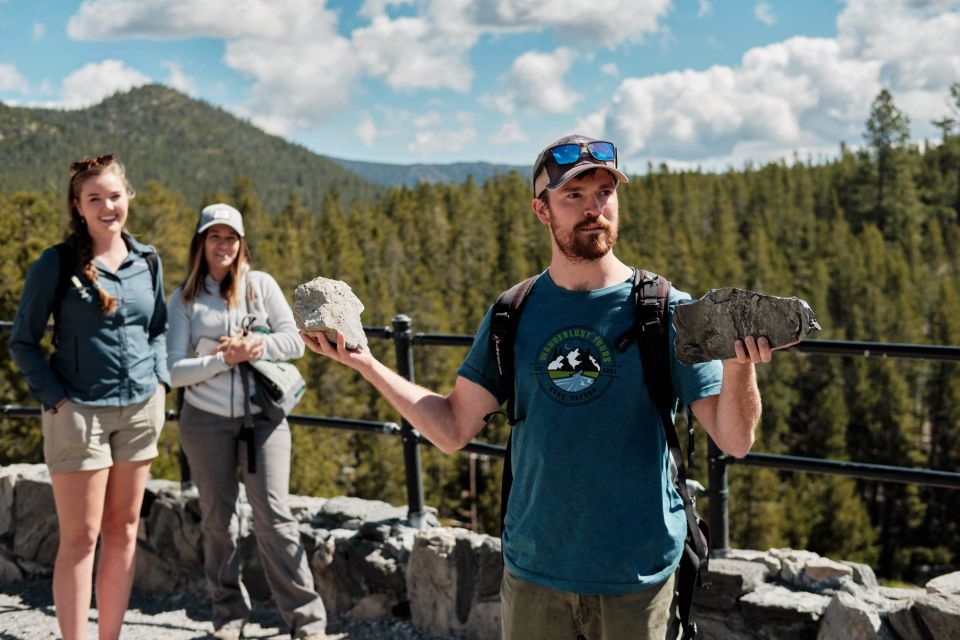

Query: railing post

[707,437,730,557]
[392,314,427,529]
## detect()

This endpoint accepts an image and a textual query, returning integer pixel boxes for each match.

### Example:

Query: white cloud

[601,63,620,77]
[67,0,287,40]
[754,2,776,26]
[163,62,195,95]
[62,0,676,142]
[68,0,356,133]
[358,0,415,20]
[698,0,712,18]
[490,121,530,145]
[356,116,378,146]
[584,0,960,167]
[488,48,582,115]
[0,63,28,93]
[408,125,477,159]
[460,0,672,46]
[32,22,45,41]
[60,60,151,109]
[351,14,475,92]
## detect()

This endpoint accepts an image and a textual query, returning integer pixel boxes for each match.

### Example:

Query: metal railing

[3,318,960,556]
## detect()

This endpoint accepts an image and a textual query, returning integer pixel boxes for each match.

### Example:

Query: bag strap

[238,364,258,474]
[53,242,77,347]
[237,287,258,474]
[486,273,539,535]
[619,269,709,639]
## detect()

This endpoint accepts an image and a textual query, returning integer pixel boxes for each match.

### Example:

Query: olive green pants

[501,570,679,640]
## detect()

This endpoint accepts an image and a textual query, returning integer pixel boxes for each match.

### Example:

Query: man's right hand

[299,330,374,373]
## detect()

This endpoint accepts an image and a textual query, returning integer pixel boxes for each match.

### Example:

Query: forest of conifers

[1,88,958,582]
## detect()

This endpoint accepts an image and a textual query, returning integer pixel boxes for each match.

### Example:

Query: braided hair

[66,155,135,316]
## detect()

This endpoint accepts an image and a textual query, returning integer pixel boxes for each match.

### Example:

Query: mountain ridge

[0,85,522,209]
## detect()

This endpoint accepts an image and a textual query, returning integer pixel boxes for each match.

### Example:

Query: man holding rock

[301,134,789,640]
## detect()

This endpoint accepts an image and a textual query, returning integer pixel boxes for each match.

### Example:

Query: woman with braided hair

[10,154,170,640]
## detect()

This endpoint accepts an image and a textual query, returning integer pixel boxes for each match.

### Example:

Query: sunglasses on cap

[69,154,116,175]
[547,141,617,166]
[533,139,622,196]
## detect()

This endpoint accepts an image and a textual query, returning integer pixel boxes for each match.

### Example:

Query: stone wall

[1,464,957,639]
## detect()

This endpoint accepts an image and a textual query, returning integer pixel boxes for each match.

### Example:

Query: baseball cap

[197,203,245,237]
[532,134,629,197]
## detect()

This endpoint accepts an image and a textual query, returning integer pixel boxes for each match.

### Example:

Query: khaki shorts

[42,386,166,474]
[501,569,679,640]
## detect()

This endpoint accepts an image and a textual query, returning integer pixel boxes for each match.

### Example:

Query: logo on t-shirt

[533,326,618,405]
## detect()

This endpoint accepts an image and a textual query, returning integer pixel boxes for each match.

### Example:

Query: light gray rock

[312,519,416,616]
[816,591,882,640]
[406,528,502,640]
[842,561,879,589]
[802,557,854,588]
[674,288,821,365]
[913,592,960,640]
[926,571,960,596]
[0,464,37,537]
[11,466,58,566]
[293,277,368,350]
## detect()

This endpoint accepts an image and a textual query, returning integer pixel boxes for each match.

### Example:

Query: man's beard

[549,216,618,262]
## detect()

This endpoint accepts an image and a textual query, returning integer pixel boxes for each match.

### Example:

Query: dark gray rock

[886,598,927,640]
[293,277,368,350]
[913,592,960,639]
[674,288,821,365]
[695,558,770,610]
[739,584,829,640]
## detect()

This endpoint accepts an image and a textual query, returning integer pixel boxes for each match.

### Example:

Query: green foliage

[3,86,960,580]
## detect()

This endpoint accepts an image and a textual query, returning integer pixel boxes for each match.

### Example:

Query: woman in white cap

[166,203,328,640]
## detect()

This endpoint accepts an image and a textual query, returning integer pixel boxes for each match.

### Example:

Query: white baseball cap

[196,203,244,237]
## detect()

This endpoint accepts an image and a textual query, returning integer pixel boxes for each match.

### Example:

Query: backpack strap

[486,274,539,535]
[619,269,709,639]
[53,242,77,348]
[145,252,159,290]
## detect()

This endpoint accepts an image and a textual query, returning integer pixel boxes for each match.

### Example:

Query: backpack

[52,241,159,346]
[485,269,711,640]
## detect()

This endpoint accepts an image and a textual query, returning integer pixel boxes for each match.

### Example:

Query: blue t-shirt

[458,270,722,595]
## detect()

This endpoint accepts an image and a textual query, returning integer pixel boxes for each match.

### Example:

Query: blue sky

[1,1,959,172]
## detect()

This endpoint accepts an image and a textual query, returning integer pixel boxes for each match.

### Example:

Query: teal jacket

[10,233,171,410]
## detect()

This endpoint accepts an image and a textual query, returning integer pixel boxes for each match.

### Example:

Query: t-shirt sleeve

[669,291,723,405]
[456,306,508,405]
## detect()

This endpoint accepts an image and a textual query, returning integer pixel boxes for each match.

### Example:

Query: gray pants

[179,402,327,637]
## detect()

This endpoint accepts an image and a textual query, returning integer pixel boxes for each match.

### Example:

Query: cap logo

[212,209,231,220]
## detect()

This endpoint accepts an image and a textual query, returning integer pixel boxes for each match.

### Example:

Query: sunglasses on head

[548,141,617,166]
[69,154,116,175]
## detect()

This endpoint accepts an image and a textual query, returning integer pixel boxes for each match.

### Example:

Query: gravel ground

[0,577,451,640]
